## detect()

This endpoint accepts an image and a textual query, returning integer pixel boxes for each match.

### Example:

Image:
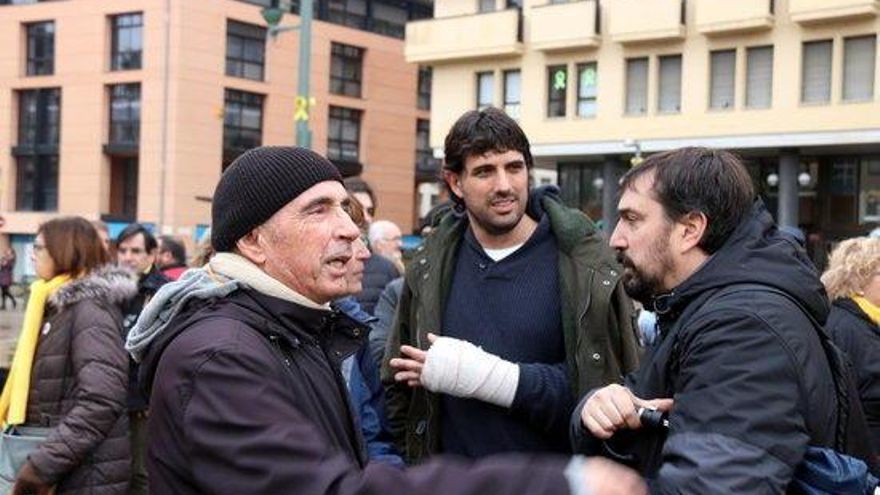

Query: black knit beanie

[211,146,343,252]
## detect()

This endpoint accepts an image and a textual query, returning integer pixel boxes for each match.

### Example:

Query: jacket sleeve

[381,273,415,453]
[29,303,128,484]
[353,347,404,467]
[610,282,641,379]
[652,310,810,494]
[511,362,574,437]
[183,332,572,495]
[370,278,402,368]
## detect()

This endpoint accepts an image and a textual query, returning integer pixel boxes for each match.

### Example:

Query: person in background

[347,192,400,316]
[116,223,169,495]
[5,217,133,495]
[345,176,377,226]
[821,236,880,451]
[369,220,405,274]
[0,249,17,311]
[157,235,187,281]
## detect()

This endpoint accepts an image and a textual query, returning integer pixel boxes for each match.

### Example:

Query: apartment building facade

[408,0,880,266]
[0,0,436,276]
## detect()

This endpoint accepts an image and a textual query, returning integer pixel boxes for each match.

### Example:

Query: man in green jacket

[383,107,640,463]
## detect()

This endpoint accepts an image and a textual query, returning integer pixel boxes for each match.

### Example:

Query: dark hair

[39,216,110,276]
[117,223,158,252]
[346,193,368,230]
[343,177,375,207]
[158,235,186,265]
[620,147,755,254]
[443,107,534,175]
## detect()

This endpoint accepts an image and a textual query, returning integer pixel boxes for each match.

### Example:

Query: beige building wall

[414,0,880,155]
[0,0,424,242]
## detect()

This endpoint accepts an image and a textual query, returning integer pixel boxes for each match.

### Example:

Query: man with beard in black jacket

[572,147,874,493]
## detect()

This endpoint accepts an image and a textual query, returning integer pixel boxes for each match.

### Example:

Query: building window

[625,57,648,115]
[330,43,364,98]
[16,88,60,211]
[372,2,407,38]
[17,88,60,149]
[802,40,832,104]
[328,0,367,30]
[476,71,494,109]
[25,21,54,76]
[328,106,362,162]
[746,46,773,109]
[223,89,264,169]
[418,66,432,110]
[416,119,439,176]
[860,158,880,223]
[710,49,736,110]
[547,65,567,118]
[225,20,266,81]
[109,84,141,146]
[479,0,495,12]
[658,55,682,113]
[503,69,521,119]
[843,35,876,102]
[577,62,597,118]
[110,13,143,71]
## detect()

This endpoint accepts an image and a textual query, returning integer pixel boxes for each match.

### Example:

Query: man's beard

[616,238,674,306]
[467,192,526,236]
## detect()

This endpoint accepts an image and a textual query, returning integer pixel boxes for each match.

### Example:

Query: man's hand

[12,460,53,495]
[580,384,674,439]
[582,457,647,495]
[388,333,437,388]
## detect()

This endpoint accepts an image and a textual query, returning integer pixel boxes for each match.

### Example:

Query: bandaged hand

[420,334,520,408]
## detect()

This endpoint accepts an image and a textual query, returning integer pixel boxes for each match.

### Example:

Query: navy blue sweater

[439,215,573,457]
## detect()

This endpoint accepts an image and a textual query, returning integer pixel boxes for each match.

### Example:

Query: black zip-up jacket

[826,297,880,450]
[140,288,573,495]
[572,201,843,493]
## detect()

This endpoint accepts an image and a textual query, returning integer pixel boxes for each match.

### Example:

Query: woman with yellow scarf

[1,217,135,495]
[821,236,880,454]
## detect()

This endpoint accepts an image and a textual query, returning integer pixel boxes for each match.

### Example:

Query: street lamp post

[262,0,313,149]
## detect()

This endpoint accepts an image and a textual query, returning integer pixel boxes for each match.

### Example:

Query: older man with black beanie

[127,146,643,495]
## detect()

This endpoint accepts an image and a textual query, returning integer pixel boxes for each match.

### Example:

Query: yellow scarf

[0,274,70,426]
[853,296,880,326]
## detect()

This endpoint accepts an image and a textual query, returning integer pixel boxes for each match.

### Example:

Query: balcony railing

[529,0,600,51]
[605,0,685,44]
[405,8,524,64]
[789,0,879,24]
[695,0,774,35]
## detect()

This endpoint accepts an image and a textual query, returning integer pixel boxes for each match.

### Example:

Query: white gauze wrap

[420,336,520,408]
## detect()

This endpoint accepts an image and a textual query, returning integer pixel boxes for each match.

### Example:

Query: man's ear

[678,211,708,253]
[235,228,267,266]
[443,170,463,199]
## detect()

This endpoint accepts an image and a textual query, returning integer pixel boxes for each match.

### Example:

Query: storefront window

[860,158,880,223]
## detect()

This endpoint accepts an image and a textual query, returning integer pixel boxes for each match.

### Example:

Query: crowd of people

[0,106,877,494]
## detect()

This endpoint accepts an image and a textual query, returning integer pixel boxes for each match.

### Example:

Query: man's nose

[609,224,626,250]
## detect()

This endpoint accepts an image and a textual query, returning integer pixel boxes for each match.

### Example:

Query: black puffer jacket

[826,297,880,450]
[572,201,844,493]
[26,266,136,495]
[140,288,571,495]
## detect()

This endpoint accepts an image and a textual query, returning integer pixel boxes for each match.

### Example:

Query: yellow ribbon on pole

[294,96,316,122]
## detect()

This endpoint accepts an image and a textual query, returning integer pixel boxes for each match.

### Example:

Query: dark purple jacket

[140,288,572,495]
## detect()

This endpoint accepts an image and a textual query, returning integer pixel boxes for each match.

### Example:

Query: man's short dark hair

[343,177,375,207]
[620,147,755,255]
[159,235,186,265]
[443,107,534,176]
[117,223,158,252]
